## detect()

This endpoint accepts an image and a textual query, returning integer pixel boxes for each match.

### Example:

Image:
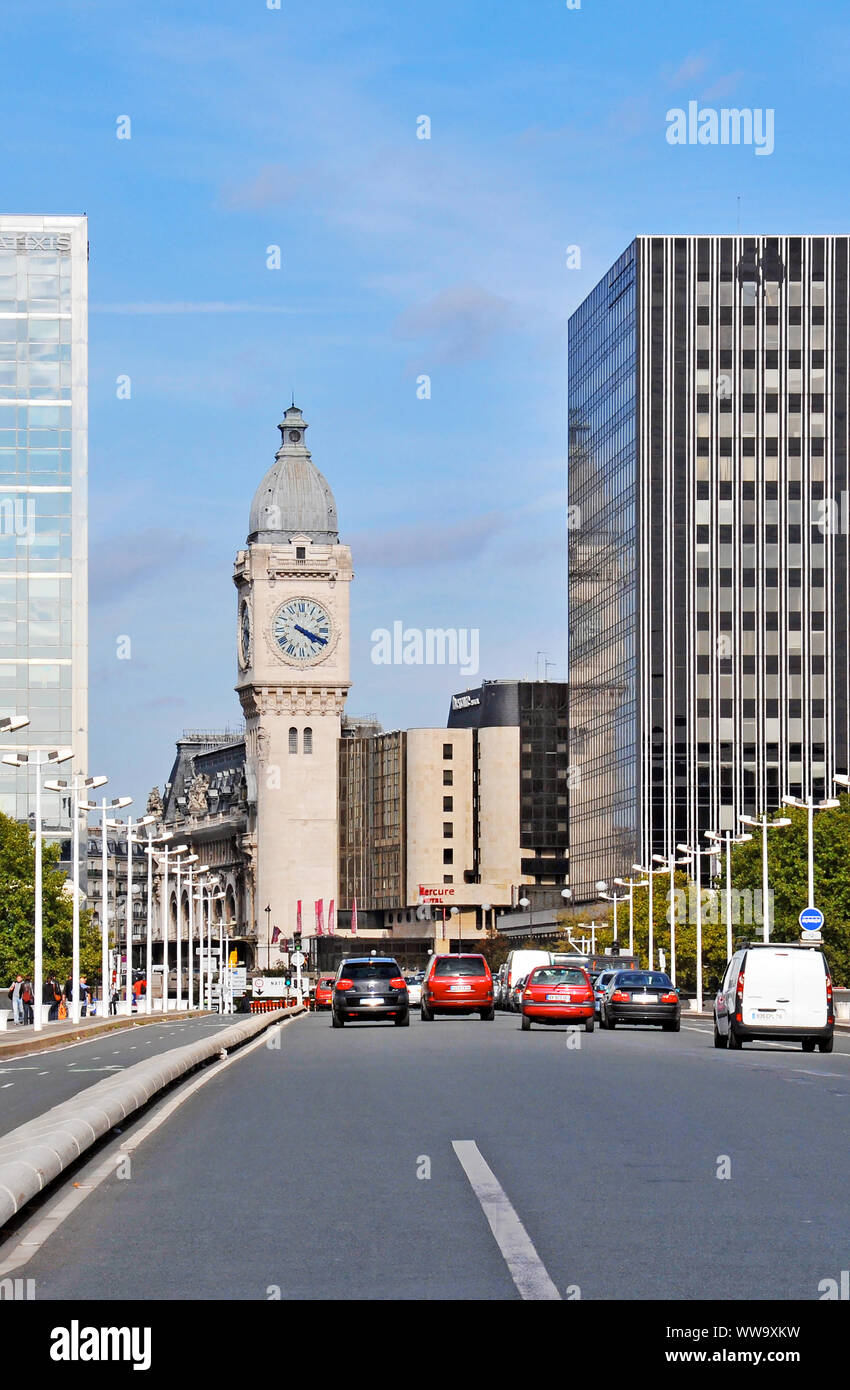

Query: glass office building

[0,216,88,831]
[568,235,850,902]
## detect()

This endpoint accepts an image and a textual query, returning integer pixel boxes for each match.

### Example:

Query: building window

[304,727,313,755]
[443,770,453,786]
[443,822,453,838]
[443,743,453,759]
[289,727,298,754]
[443,796,453,812]
[443,849,453,865]
[296,546,306,561]
[443,875,453,884]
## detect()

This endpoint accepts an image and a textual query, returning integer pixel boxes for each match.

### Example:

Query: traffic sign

[291,950,305,967]
[799,906,824,932]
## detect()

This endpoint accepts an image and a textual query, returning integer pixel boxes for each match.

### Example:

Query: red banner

[297,900,302,934]
[351,897,357,935]
[328,899,335,935]
[316,898,325,936]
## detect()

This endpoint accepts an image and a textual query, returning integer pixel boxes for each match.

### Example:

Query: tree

[0,812,101,984]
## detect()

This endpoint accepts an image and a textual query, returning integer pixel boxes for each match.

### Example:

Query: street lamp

[705,830,753,961]
[598,887,624,951]
[80,795,132,1017]
[191,864,210,1008]
[449,904,460,951]
[106,814,156,1013]
[519,896,532,938]
[677,841,721,1012]
[614,876,646,957]
[2,740,71,1034]
[781,793,840,920]
[45,773,109,1023]
[172,848,196,1012]
[155,839,187,1012]
[631,861,668,971]
[739,812,793,942]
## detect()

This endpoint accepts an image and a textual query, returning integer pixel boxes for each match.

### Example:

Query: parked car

[331,957,409,1027]
[405,973,424,1007]
[713,941,834,1052]
[420,954,494,1020]
[509,973,530,1013]
[599,970,681,1031]
[494,965,509,1009]
[520,965,595,1032]
[314,975,336,1010]
[592,969,620,1017]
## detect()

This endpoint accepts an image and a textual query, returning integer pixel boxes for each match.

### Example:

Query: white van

[713,942,834,1052]
[504,950,552,1010]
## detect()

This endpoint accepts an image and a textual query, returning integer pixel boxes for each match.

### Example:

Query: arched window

[289,727,298,755]
[304,727,313,755]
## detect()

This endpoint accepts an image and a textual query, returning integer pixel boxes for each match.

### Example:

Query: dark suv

[332,957,409,1027]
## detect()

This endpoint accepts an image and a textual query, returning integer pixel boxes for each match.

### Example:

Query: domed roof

[248,406,338,543]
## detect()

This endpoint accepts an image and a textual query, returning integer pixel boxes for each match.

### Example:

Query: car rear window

[530,968,587,985]
[613,972,672,988]
[338,963,400,981]
[434,956,488,977]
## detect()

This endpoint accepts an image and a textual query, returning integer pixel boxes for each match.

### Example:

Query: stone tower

[234,405,352,960]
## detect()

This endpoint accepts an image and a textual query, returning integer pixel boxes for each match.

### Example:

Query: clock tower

[234,405,352,961]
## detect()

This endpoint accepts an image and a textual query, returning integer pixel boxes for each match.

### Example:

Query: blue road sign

[799,906,824,932]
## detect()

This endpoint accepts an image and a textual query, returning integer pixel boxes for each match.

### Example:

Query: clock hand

[294,623,328,645]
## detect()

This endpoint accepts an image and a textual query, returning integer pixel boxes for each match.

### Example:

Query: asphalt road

[0,1016,236,1137]
[9,1010,850,1300]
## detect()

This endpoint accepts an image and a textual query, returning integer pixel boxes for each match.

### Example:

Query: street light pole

[705,830,753,961]
[781,793,839,915]
[79,794,131,1019]
[740,812,793,942]
[677,841,721,1012]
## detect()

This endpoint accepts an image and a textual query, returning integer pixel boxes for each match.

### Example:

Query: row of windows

[288,727,313,755]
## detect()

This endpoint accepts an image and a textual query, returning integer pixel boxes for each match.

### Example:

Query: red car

[420,954,494,1021]
[314,975,336,1010]
[521,965,595,1031]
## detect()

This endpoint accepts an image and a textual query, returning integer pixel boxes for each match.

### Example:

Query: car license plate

[750,1009,783,1022]
[546,992,567,1001]
[450,984,472,992]
[633,993,657,1003]
[361,997,384,1006]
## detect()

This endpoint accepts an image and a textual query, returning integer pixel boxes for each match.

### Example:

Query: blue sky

[4,0,850,808]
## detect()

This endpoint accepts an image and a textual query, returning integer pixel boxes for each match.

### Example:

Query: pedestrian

[79,975,90,1017]
[109,979,118,1016]
[20,977,34,1026]
[7,974,23,1025]
[45,974,61,1023]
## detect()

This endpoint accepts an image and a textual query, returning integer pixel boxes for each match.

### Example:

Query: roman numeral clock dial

[271,597,333,665]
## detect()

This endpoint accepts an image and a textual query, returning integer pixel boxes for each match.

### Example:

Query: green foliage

[0,812,102,984]
[727,797,850,986]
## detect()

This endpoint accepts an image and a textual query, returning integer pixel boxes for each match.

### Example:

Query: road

[7,1010,850,1300]
[0,1016,236,1136]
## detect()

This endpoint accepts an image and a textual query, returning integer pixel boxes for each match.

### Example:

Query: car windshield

[613,972,673,988]
[530,968,587,985]
[338,963,399,981]
[434,957,487,977]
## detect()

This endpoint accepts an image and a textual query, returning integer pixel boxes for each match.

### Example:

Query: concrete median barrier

[0,1005,303,1229]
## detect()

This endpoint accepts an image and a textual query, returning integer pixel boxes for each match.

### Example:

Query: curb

[0,1009,212,1062]
[0,1005,303,1229]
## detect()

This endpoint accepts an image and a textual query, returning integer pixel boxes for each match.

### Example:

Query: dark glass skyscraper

[568,235,850,903]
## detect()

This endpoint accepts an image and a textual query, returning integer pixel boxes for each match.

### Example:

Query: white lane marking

[37,1071,48,1076]
[0,1014,306,1276]
[452,1140,561,1301]
[1,1083,13,1088]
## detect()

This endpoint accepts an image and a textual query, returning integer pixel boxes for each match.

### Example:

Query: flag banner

[328,899,335,935]
[351,897,357,935]
[297,900,302,933]
[316,898,324,935]
[271,926,280,944]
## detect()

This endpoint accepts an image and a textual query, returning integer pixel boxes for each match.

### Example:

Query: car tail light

[611,990,630,1002]
[660,991,678,1003]
[336,978,354,991]
[389,976,406,990]
[736,968,745,1000]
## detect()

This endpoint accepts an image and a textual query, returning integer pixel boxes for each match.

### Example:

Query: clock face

[289,429,302,444]
[272,597,332,665]
[239,600,251,666]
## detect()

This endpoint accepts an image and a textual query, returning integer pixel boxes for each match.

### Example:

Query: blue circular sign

[799,906,824,931]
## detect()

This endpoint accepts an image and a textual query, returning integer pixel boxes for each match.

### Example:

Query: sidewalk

[0,1008,213,1060]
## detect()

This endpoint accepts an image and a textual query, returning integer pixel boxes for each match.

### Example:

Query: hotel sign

[419,884,456,902]
[451,693,480,711]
